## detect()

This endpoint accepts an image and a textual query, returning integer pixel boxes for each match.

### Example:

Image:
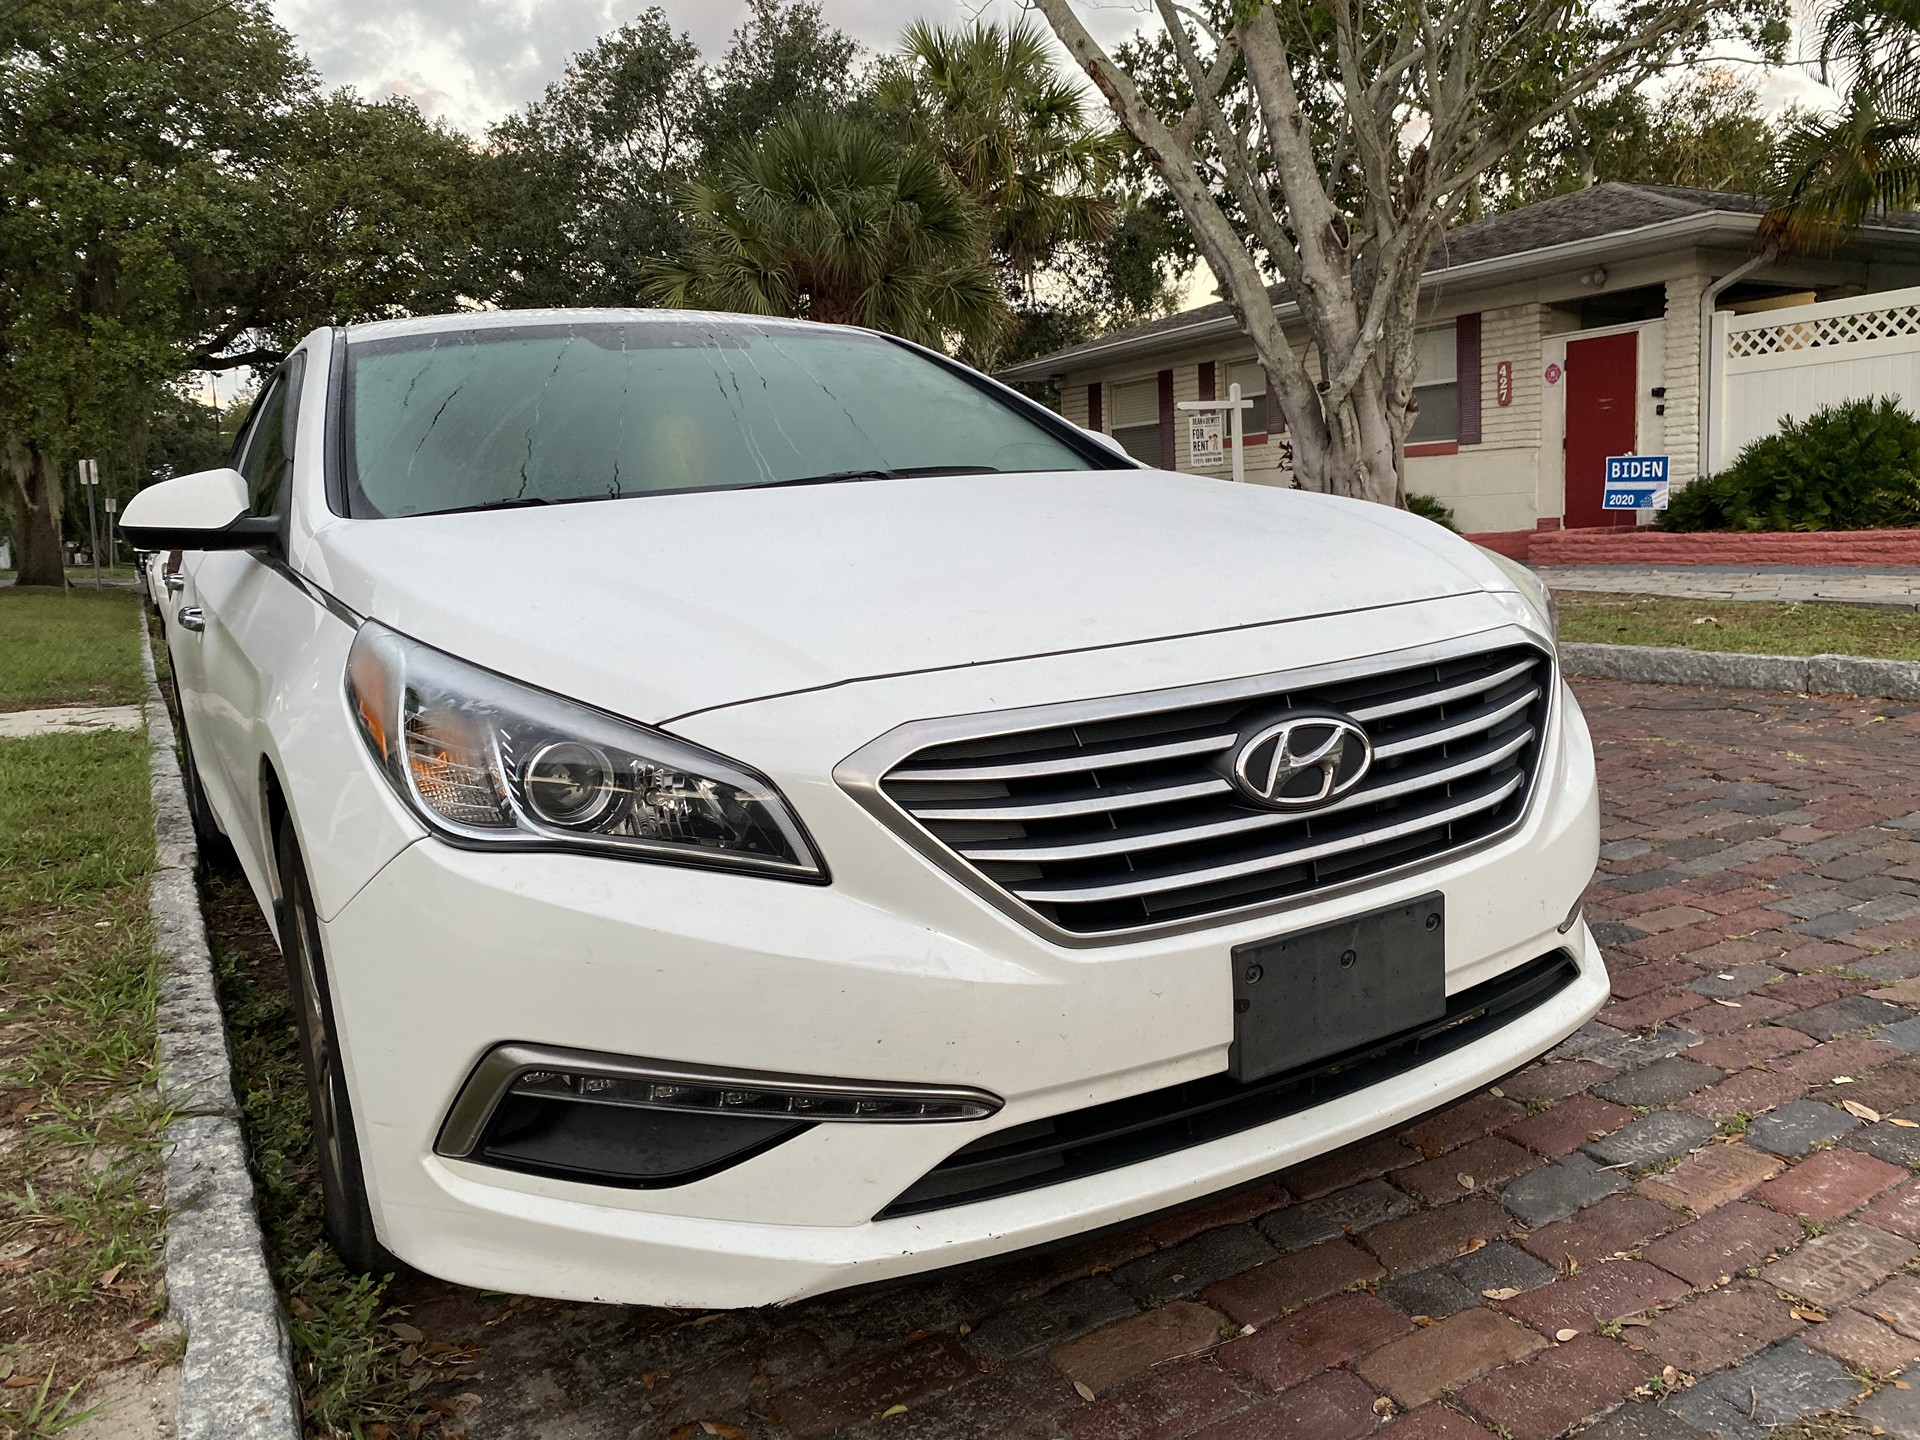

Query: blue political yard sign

[1603,454,1670,511]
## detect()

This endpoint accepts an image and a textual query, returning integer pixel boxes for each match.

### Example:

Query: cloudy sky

[265,0,1838,136]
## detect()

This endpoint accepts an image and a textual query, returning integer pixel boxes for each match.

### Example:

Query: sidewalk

[1540,564,1920,609]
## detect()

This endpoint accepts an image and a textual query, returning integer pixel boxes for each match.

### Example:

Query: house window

[1407,324,1458,445]
[1225,359,1270,435]
[1111,378,1161,465]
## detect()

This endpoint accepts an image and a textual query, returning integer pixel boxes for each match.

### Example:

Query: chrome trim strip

[832,625,1558,947]
[1369,688,1537,760]
[913,775,1231,823]
[958,728,1533,865]
[891,730,1238,783]
[260,555,363,628]
[1011,771,1525,904]
[1344,657,1535,723]
[436,1042,1006,1159]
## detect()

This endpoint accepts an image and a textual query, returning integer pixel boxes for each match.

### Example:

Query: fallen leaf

[1556,1329,1580,1342]
[701,1422,749,1438]
[1482,1287,1522,1301]
[1663,1366,1678,1385]
[1842,1100,1884,1123]
[391,1322,425,1344]
[1617,1316,1653,1328]
[1412,1315,1436,1327]
[1458,1174,1477,1189]
[1713,999,1742,1008]
[1372,1397,1395,1415]
[1897,1381,1913,1390]
[957,1323,971,1336]
[1791,1307,1829,1323]
[1489,1087,1505,1098]
[5,1375,41,1389]
[875,1408,907,1423]
[1834,1076,1856,1085]
[368,1427,390,1440]
[1459,1237,1489,1255]
[902,1330,928,1344]
[1717,973,1736,981]
[1073,1381,1096,1402]
[95,1263,123,1288]
[1893,1119,1920,1129]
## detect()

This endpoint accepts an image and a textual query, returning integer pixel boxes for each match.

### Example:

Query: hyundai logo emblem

[1229,712,1373,810]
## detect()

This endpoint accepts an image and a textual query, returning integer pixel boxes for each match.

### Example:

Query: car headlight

[1481,550,1558,640]
[345,622,825,880]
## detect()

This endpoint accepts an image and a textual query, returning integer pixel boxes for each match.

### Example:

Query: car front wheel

[276,813,393,1275]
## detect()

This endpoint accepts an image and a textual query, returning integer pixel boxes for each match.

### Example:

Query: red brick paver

[1454,1335,1650,1440]
[1353,1308,1547,1409]
[1049,1302,1225,1398]
[1754,1147,1908,1221]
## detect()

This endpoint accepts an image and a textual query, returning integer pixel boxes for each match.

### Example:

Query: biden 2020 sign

[1603,455,1670,511]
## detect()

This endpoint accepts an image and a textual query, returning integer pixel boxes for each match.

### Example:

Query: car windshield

[342,318,1097,517]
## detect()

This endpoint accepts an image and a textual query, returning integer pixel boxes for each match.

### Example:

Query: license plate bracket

[1229,893,1446,1083]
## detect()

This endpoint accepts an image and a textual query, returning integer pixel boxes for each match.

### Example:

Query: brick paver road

[400,679,1920,1440]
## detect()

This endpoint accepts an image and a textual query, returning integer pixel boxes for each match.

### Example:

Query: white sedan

[124,308,1605,1308]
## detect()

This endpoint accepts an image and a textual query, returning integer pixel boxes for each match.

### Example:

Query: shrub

[1661,396,1920,532]
[1405,492,1458,531]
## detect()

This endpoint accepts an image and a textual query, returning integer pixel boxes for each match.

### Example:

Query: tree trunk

[7,444,67,588]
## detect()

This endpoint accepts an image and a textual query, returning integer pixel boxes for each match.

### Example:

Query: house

[1000,184,1920,546]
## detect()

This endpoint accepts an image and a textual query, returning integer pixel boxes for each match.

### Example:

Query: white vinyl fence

[1710,283,1920,472]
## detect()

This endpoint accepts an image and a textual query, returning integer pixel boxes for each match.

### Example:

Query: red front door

[1563,331,1639,529]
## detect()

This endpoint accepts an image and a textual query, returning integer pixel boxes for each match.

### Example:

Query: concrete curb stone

[142,619,303,1439]
[1560,642,1920,700]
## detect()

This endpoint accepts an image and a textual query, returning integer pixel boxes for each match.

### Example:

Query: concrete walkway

[1540,564,1920,610]
[0,704,145,738]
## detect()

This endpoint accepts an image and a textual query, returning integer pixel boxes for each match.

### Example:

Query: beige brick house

[1000,184,1920,542]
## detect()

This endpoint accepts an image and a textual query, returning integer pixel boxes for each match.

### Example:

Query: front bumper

[321,663,1604,1308]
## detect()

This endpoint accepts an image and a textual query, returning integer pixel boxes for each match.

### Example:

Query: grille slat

[868,641,1555,938]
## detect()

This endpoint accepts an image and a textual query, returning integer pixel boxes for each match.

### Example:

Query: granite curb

[142,618,302,1439]
[1560,641,1920,700]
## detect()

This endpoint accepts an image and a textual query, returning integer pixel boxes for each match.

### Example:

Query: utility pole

[104,494,119,568]
[78,458,101,588]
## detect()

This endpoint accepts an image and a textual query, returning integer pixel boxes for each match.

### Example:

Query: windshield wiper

[436,496,563,516]
[759,469,902,488]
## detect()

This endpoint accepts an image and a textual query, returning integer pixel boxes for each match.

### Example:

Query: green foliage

[643,110,1004,352]
[1489,70,1785,209]
[1660,397,1920,531]
[1764,0,1920,251]
[1406,494,1460,531]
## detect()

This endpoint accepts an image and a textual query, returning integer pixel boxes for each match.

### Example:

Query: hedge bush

[1405,492,1458,531]
[1661,396,1920,532]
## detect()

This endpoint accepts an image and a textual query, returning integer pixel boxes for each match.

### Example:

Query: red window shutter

[1198,361,1215,401]
[1158,369,1175,467]
[1456,313,1483,446]
[1087,383,1102,431]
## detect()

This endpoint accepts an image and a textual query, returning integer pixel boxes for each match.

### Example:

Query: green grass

[1557,590,1920,661]
[0,590,143,711]
[0,677,168,1399]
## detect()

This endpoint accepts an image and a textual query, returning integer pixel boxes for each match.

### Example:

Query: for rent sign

[1603,454,1670,511]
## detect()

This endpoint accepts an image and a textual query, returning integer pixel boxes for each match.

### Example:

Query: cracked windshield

[344,319,1095,517]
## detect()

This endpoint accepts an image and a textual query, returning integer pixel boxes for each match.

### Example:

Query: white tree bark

[1031,0,1748,505]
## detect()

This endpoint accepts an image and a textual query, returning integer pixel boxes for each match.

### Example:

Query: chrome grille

[842,636,1554,940]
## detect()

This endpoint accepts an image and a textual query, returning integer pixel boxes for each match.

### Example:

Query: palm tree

[642,110,1004,354]
[1763,0,1920,250]
[874,18,1122,303]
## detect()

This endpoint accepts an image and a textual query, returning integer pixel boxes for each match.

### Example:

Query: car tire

[160,642,236,873]
[276,814,395,1276]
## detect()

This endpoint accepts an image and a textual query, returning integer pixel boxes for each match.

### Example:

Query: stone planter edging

[1561,641,1920,701]
[142,619,303,1440]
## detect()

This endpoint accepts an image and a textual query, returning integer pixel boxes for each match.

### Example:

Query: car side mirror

[119,467,279,552]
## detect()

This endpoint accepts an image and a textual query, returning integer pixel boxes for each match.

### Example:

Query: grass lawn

[0,588,146,711]
[1556,590,1920,661]
[0,599,173,1432]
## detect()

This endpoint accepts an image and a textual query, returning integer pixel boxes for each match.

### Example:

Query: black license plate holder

[1229,893,1446,1083]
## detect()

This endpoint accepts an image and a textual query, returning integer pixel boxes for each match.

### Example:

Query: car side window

[238,359,302,518]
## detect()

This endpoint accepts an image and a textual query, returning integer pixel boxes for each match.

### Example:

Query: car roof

[341,308,855,344]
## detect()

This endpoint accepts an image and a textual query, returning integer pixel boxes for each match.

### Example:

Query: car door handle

[164,573,185,595]
[176,605,205,632]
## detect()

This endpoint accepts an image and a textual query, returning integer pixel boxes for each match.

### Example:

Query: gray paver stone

[1594,1057,1725,1106]
[1502,1153,1631,1226]
[1846,1121,1920,1168]
[1111,1224,1275,1301]
[1555,1024,1704,1072]
[1255,1178,1410,1253]
[1585,1111,1720,1169]
[1855,954,1920,983]
[964,1275,1139,1362]
[1443,1240,1557,1299]
[1857,1378,1920,1439]
[1879,1017,1920,1054]
[1784,995,1914,1040]
[1746,1100,1865,1157]
[1792,912,1867,939]
[1379,1267,1479,1320]
[1579,1404,1714,1439]
[1601,840,1656,861]
[1686,966,1784,998]
[1665,1340,1863,1438]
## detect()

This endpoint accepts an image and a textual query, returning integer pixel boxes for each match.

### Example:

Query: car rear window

[341,319,1096,518]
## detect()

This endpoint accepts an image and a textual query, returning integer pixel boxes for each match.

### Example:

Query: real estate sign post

[1176,384,1256,484]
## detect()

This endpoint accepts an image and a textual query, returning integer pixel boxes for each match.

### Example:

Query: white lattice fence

[1712,284,1920,470]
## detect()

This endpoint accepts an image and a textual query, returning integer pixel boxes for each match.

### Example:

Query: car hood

[310,469,1510,723]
